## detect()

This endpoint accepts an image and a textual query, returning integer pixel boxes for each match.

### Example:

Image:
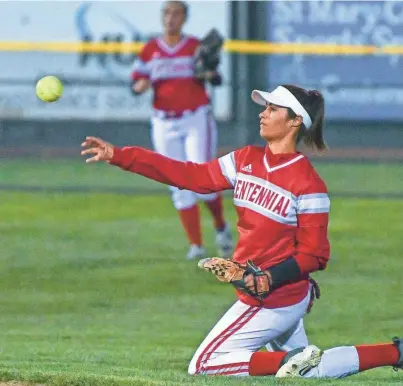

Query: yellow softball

[36,76,64,102]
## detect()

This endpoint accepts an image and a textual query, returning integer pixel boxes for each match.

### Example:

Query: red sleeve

[110,146,232,193]
[293,177,331,275]
[131,43,151,81]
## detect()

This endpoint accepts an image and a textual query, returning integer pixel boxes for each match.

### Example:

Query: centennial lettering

[234,179,291,218]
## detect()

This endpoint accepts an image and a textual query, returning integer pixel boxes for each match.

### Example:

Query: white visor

[251,86,312,129]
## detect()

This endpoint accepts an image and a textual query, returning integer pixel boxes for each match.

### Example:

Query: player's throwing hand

[81,136,114,163]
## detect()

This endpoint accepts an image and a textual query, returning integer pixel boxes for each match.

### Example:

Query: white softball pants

[188,292,311,376]
[188,291,360,378]
[151,105,218,210]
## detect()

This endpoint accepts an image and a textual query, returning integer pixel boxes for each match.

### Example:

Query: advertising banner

[0,1,231,120]
[267,1,403,120]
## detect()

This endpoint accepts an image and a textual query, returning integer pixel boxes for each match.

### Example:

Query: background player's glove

[194,28,224,80]
[198,257,271,300]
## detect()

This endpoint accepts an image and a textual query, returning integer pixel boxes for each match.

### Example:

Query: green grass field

[1,158,403,196]
[1,159,403,385]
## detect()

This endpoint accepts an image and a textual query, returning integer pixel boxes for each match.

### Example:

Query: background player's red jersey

[132,36,210,113]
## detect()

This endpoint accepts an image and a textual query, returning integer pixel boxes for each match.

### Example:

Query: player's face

[163,3,186,35]
[259,104,299,142]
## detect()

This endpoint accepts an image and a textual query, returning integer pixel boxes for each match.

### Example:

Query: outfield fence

[0,1,402,198]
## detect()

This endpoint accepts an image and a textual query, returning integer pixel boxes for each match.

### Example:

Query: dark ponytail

[282,85,327,151]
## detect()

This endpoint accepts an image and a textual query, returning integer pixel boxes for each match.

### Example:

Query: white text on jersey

[151,57,194,81]
[234,173,297,226]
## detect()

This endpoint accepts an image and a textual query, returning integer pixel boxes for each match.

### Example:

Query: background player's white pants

[188,291,311,376]
[151,105,218,210]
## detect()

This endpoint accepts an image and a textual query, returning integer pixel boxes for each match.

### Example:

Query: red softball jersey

[110,144,331,309]
[131,36,210,113]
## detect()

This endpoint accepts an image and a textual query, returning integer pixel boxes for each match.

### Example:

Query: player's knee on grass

[188,361,197,375]
[170,187,197,210]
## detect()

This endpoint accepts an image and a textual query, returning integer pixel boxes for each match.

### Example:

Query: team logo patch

[241,164,252,173]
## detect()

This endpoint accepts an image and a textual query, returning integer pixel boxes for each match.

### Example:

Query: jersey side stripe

[132,58,150,74]
[297,193,330,214]
[218,152,237,187]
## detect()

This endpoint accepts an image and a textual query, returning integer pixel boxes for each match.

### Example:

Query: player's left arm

[243,180,330,294]
[293,191,330,275]
[261,183,330,291]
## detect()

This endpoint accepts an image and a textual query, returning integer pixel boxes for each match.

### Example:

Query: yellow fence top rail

[0,40,402,55]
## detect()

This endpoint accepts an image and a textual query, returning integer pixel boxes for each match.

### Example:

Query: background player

[81,84,331,376]
[131,0,232,260]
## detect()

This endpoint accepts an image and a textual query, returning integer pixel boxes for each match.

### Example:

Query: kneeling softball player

[81,84,403,378]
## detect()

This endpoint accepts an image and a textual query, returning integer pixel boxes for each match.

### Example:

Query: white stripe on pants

[188,291,311,376]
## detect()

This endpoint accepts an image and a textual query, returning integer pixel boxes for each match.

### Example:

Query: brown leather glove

[198,257,271,300]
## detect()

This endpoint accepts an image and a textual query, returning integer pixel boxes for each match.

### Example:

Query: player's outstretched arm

[81,137,231,194]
